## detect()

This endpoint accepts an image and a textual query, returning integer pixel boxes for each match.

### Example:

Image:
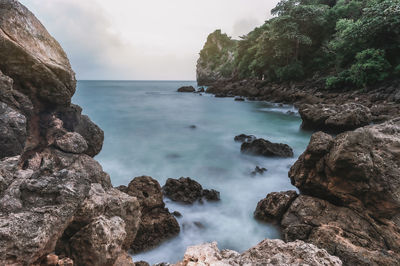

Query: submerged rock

[175,240,342,265]
[177,86,195,93]
[163,177,220,204]
[299,103,372,133]
[251,166,267,176]
[241,138,294,158]
[119,176,180,253]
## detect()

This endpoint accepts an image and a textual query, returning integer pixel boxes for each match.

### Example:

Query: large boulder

[177,86,195,93]
[241,138,294,158]
[0,101,26,158]
[163,177,220,204]
[0,0,76,105]
[299,103,372,133]
[176,240,342,265]
[119,176,180,253]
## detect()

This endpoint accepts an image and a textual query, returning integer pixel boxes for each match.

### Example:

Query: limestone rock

[68,216,126,266]
[120,176,180,253]
[163,177,220,204]
[299,103,372,133]
[175,239,342,266]
[0,102,26,158]
[254,191,298,223]
[241,138,294,158]
[55,132,88,154]
[0,0,76,105]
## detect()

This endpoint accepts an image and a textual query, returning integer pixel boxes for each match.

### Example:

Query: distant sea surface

[72,80,312,264]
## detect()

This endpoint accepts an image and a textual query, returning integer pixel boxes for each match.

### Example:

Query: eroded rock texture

[175,240,342,266]
[260,119,400,265]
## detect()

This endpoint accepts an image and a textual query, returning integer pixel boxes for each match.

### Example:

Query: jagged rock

[241,138,294,158]
[254,190,298,223]
[55,132,88,154]
[234,134,256,143]
[163,177,220,204]
[0,0,76,105]
[175,240,342,265]
[299,103,372,132]
[177,86,195,93]
[68,216,126,266]
[120,176,180,253]
[112,251,136,266]
[58,104,104,157]
[0,102,26,159]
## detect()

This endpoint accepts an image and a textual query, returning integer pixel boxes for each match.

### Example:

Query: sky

[20,0,279,80]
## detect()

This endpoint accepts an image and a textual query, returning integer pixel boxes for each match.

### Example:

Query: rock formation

[163,177,220,204]
[241,138,294,158]
[177,86,196,93]
[299,103,372,133]
[0,1,139,265]
[234,134,256,143]
[257,119,400,265]
[174,240,342,265]
[118,176,180,253]
[254,190,297,223]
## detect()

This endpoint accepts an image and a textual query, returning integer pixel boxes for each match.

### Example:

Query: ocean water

[72,80,312,264]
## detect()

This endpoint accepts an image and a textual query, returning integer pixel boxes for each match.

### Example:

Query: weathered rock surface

[119,176,180,253]
[0,0,76,105]
[163,177,220,204]
[177,86,195,93]
[258,119,400,265]
[175,239,342,266]
[254,190,298,223]
[0,101,26,158]
[299,103,372,133]
[55,131,88,154]
[241,138,294,158]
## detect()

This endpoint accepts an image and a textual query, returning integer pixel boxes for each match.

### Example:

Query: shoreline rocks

[241,138,294,158]
[177,86,195,93]
[175,239,342,265]
[163,177,220,204]
[234,134,256,143]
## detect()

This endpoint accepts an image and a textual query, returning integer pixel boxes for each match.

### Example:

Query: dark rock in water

[172,211,182,218]
[119,176,180,253]
[0,102,27,159]
[135,261,150,266]
[254,191,298,223]
[234,134,256,143]
[286,110,296,115]
[194,221,205,229]
[299,103,372,133]
[197,87,205,93]
[241,138,293,158]
[177,86,195,93]
[251,166,267,176]
[234,97,245,101]
[189,125,197,129]
[163,177,220,204]
[166,153,180,159]
[203,189,220,201]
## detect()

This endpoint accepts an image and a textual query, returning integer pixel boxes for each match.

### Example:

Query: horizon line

[78,79,197,82]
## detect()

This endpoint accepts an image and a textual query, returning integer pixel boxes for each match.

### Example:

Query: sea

[72,80,312,264]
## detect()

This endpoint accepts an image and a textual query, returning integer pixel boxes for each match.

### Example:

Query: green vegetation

[199,0,400,90]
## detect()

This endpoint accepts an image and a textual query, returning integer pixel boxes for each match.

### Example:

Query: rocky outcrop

[254,190,298,223]
[241,138,294,158]
[0,1,139,265]
[299,103,372,132]
[163,177,220,204]
[234,134,256,143]
[0,0,76,105]
[175,240,342,266]
[118,176,180,253]
[258,119,400,265]
[177,86,195,93]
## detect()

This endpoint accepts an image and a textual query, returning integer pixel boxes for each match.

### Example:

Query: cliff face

[0,1,140,265]
[196,30,236,86]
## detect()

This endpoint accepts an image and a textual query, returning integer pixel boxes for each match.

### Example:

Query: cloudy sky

[20,0,279,80]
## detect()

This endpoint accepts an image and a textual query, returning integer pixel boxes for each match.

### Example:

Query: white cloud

[20,0,279,80]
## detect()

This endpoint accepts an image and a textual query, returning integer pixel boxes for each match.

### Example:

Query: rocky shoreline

[0,1,399,265]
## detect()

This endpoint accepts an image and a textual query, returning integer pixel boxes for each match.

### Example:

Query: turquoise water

[72,80,311,264]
